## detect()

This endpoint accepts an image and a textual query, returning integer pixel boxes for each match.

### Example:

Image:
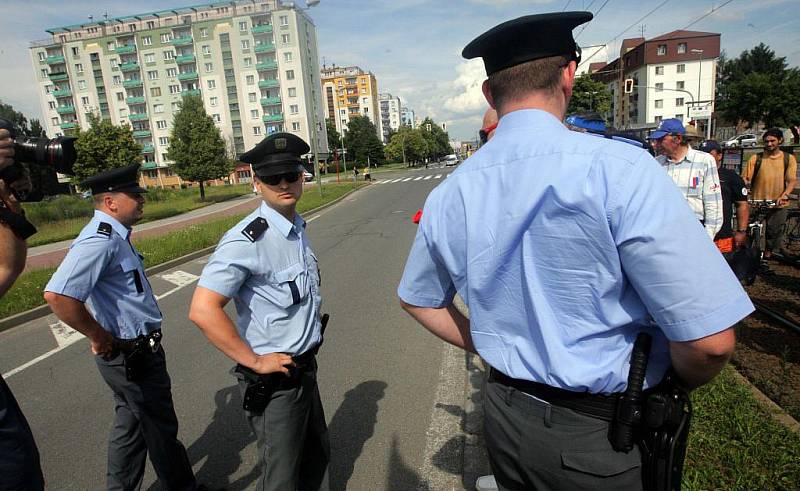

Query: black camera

[0,117,77,202]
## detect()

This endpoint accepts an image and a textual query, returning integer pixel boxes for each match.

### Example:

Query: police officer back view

[189,133,329,491]
[44,164,197,491]
[397,12,753,490]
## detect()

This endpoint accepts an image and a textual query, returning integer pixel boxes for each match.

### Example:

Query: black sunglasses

[261,172,301,186]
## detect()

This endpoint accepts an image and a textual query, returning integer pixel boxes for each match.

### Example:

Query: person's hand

[251,352,295,375]
[0,129,14,173]
[0,180,22,215]
[778,194,790,207]
[90,329,115,357]
[733,231,747,249]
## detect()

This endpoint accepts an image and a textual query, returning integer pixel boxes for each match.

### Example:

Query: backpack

[751,151,791,188]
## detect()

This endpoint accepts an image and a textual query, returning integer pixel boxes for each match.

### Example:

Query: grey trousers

[484,376,642,491]
[765,207,789,253]
[95,347,195,491]
[235,361,330,491]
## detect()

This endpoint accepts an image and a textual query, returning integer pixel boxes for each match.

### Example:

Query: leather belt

[114,330,162,355]
[489,367,620,421]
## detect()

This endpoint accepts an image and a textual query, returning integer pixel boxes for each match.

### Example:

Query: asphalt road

[1,166,483,490]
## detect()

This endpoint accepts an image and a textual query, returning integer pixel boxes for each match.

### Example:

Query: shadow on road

[328,380,387,491]
[388,434,429,491]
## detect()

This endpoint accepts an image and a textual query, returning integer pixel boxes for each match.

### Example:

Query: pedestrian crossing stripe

[374,175,446,184]
[424,175,432,180]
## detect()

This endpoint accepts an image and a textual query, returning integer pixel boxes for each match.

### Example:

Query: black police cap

[462,11,593,76]
[240,132,309,178]
[81,163,147,195]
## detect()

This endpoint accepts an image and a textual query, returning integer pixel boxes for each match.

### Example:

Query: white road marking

[413,176,423,181]
[424,175,432,180]
[49,321,85,348]
[401,177,413,182]
[160,271,199,287]
[434,174,442,179]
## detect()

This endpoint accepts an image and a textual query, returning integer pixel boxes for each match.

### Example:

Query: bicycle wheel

[782,211,800,255]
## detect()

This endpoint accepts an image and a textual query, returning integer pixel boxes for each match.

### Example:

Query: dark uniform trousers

[235,360,330,491]
[94,346,196,491]
[0,375,45,491]
[484,377,642,491]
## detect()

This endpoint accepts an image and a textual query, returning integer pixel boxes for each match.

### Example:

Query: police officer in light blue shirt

[189,133,329,491]
[44,164,196,491]
[397,12,753,490]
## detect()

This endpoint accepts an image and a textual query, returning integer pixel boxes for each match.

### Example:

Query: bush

[22,195,93,224]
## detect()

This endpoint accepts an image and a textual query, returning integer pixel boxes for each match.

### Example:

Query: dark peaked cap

[81,163,147,194]
[462,11,593,76]
[240,132,309,177]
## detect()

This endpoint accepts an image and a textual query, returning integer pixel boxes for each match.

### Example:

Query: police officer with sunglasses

[189,133,329,491]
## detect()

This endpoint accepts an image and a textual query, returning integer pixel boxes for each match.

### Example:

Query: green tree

[167,95,230,201]
[343,115,385,167]
[568,75,612,116]
[384,125,428,164]
[72,113,142,184]
[417,118,452,161]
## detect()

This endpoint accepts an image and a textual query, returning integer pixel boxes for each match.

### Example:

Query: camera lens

[14,136,77,175]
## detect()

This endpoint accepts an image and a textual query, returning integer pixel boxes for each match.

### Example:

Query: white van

[444,154,459,166]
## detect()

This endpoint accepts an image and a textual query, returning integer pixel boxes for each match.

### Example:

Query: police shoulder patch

[97,222,113,237]
[242,217,269,242]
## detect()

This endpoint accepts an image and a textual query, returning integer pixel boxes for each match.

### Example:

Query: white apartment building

[378,93,402,143]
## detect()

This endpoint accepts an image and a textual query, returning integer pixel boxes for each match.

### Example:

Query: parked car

[443,154,459,167]
[303,170,314,182]
[723,133,758,148]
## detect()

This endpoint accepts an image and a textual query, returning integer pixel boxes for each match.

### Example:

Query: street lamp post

[690,48,707,138]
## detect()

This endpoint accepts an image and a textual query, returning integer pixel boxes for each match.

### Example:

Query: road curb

[731,367,800,433]
[0,185,364,333]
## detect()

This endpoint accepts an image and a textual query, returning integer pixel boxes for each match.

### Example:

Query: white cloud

[443,59,487,115]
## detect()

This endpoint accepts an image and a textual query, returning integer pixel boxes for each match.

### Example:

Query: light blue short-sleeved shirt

[45,210,162,339]
[398,109,753,394]
[198,201,322,356]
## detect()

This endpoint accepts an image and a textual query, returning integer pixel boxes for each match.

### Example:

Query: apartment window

[246,75,255,85]
[655,66,664,75]
[291,122,300,131]
[250,109,259,119]
[38,52,47,61]
[655,83,663,92]
[158,137,169,145]
[45,85,53,94]
[171,102,180,111]
[677,43,687,54]
[654,99,663,109]
[657,44,666,56]
[253,126,261,136]
[154,104,164,113]
[677,64,686,73]
[200,27,208,38]
[77,80,87,90]
[150,87,162,97]
[116,92,125,101]
[119,107,128,118]
[108,41,116,51]
[284,52,292,62]
[71,47,79,57]
[244,57,252,67]
[654,115,663,123]
[212,114,221,122]
[288,87,296,97]
[362,97,368,104]
[74,63,83,73]
[129,24,136,32]
[675,98,684,107]
[48,101,57,109]
[81,97,90,105]
[112,75,122,85]
[140,53,153,64]
[674,114,684,121]
[241,40,250,50]
[281,34,290,44]
[239,21,248,32]
[160,33,172,43]
[156,120,167,129]
[166,67,177,77]
[142,35,152,46]
[339,109,346,115]
[248,92,257,102]
[676,81,685,90]
[202,45,211,55]
[285,70,295,80]
[280,15,288,26]
[210,96,218,107]
[110,59,119,69]
[147,70,159,80]
[163,50,175,61]
[169,85,181,94]
[51,117,59,126]
[290,104,298,114]
[361,88,367,94]
[207,80,216,89]
[161,153,168,161]
[40,68,48,78]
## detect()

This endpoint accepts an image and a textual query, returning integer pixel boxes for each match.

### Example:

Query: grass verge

[683,366,800,490]
[0,181,361,319]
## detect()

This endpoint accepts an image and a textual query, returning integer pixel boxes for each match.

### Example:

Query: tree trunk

[199,181,206,201]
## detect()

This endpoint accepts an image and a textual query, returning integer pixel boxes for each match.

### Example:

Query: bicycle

[747,199,777,259]
[781,207,800,257]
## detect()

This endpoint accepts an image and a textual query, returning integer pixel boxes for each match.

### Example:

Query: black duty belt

[489,367,620,421]
[292,348,317,368]
[114,330,163,355]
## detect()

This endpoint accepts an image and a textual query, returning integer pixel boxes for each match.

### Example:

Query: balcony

[141,144,155,153]
[170,36,193,47]
[256,60,278,71]
[141,161,158,169]
[52,88,72,97]
[260,97,281,106]
[126,96,146,105]
[115,44,137,55]
[258,79,279,89]
[122,79,143,88]
[251,24,273,34]
[45,54,65,65]
[262,114,283,123]
[49,72,69,82]
[181,89,201,97]
[56,105,76,114]
[129,113,149,121]
[254,43,275,53]
[132,130,151,138]
[60,122,77,130]
[177,71,199,81]
[175,54,196,64]
[119,62,140,72]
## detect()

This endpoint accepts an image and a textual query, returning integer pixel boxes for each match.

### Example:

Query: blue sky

[1,0,798,140]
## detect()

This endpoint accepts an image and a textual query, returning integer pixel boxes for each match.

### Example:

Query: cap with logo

[462,12,593,76]
[698,140,722,154]
[648,118,686,140]
[240,132,309,178]
[81,163,147,195]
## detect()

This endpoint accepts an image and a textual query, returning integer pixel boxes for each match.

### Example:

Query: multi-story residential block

[591,30,720,134]
[320,65,380,138]
[378,93,401,143]
[29,0,328,188]
[400,106,416,128]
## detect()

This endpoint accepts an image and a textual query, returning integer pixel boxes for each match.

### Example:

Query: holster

[117,330,162,382]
